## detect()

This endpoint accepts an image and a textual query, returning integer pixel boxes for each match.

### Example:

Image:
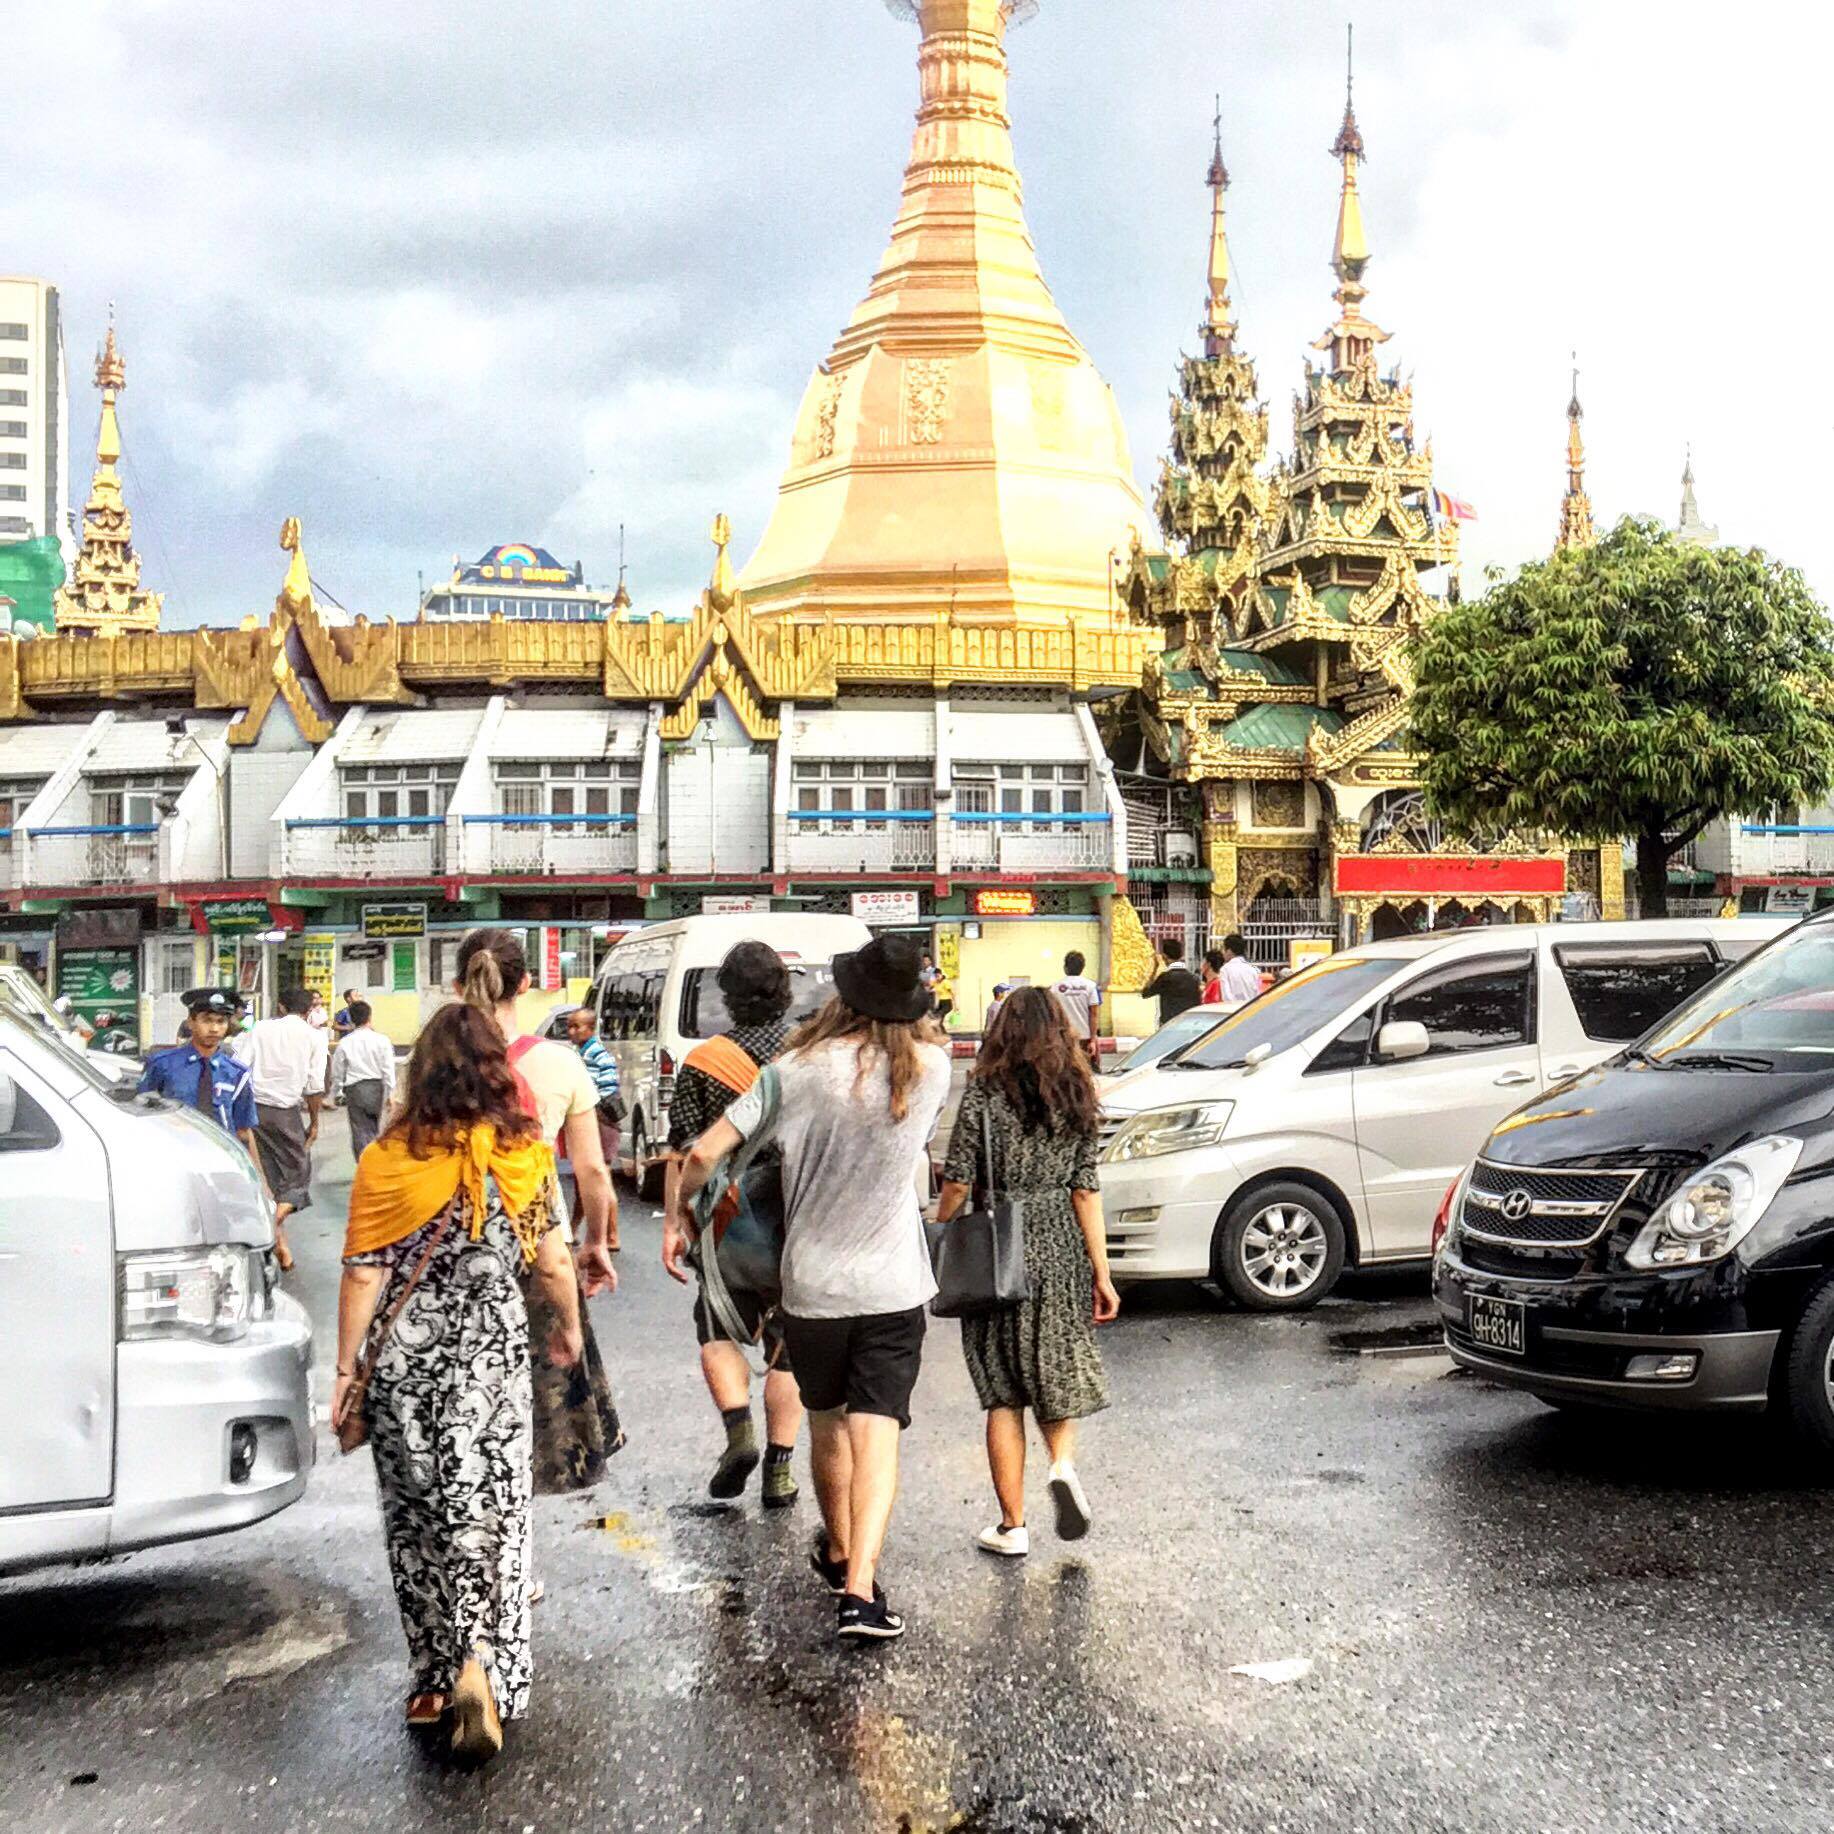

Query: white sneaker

[975,1523,1030,1558]
[1048,1462,1091,1541]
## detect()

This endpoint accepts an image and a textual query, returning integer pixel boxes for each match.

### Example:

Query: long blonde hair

[788,994,943,1121]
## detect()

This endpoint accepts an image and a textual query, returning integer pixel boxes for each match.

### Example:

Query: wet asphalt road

[7,1112,1834,1833]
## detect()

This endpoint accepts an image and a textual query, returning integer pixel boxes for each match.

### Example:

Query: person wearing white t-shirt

[1218,934,1264,1005]
[1051,950,1103,1068]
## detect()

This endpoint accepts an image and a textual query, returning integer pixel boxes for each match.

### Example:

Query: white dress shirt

[234,1013,329,1109]
[331,1025,398,1096]
[1219,955,1263,1003]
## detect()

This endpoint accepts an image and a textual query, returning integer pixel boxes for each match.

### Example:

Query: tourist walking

[138,987,272,1202]
[935,987,1119,1555]
[1139,939,1202,1025]
[334,1001,583,1764]
[1051,949,1103,1069]
[232,984,327,1271]
[331,999,396,1160]
[674,933,950,1643]
[457,928,623,1493]
[660,942,805,1507]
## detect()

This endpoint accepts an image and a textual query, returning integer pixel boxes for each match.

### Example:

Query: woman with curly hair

[334,1001,583,1764]
[935,985,1120,1557]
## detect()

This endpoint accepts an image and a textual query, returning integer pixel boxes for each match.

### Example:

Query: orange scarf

[343,1123,557,1264]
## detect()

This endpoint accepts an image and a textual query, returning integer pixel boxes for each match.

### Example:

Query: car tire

[1213,1181,1347,1312]
[631,1117,665,1204]
[1782,1275,1834,1455]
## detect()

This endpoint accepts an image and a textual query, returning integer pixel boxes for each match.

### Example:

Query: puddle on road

[1328,1320,1447,1358]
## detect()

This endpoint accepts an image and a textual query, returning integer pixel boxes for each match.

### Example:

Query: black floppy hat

[831,932,933,1025]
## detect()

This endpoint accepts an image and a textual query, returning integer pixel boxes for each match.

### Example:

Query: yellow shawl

[343,1124,557,1263]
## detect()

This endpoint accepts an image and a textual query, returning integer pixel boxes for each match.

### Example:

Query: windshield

[1640,920,1834,1068]
[1117,1007,1228,1073]
[680,961,841,1040]
[1177,954,1398,1070]
[0,1004,123,1093]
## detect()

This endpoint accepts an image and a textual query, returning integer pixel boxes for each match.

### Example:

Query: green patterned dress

[942,1078,1110,1423]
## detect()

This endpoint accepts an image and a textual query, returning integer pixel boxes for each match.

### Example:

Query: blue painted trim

[786,809,935,823]
[462,812,637,828]
[285,815,445,831]
[25,822,159,837]
[1743,824,1834,836]
[951,811,1112,826]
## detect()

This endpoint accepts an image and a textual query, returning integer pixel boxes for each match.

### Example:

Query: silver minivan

[0,1009,313,1577]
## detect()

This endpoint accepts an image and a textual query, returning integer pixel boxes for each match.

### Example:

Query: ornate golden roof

[53,320,163,637]
[1555,361,1596,552]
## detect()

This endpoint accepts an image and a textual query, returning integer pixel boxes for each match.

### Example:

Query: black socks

[720,1405,751,1435]
[765,1443,794,1467]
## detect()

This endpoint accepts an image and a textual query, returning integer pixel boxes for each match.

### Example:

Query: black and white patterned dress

[349,1190,548,1718]
[942,1078,1110,1423]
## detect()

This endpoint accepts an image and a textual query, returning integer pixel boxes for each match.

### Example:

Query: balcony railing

[785,809,937,872]
[462,812,638,876]
[25,822,160,887]
[1737,824,1834,876]
[283,814,445,879]
[950,812,1114,873]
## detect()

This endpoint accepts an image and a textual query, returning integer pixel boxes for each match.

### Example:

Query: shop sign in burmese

[202,897,272,933]
[851,890,921,925]
[972,888,1037,917]
[362,902,428,939]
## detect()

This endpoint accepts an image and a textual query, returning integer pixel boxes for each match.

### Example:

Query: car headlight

[119,1245,258,1343]
[1623,1135,1803,1270]
[1102,1102,1234,1163]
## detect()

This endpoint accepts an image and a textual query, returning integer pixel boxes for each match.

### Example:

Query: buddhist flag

[1433,489,1478,523]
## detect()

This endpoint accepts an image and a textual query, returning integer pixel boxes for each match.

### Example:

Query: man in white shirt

[233,985,329,1270]
[1051,950,1103,1068]
[1218,933,1264,1005]
[329,998,396,1159]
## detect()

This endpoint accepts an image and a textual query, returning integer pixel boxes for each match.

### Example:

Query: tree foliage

[1409,517,1834,914]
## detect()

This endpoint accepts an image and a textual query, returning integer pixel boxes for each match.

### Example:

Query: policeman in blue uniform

[139,988,270,1195]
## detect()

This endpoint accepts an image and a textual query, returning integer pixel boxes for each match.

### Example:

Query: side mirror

[1375,1019,1431,1062]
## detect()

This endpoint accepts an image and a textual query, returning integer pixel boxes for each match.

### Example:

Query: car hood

[1484,1059,1834,1169]
[1097,1058,1273,1117]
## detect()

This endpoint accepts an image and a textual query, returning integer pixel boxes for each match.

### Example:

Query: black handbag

[925,1095,1030,1318]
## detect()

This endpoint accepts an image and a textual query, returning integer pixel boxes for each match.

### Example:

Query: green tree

[1410,517,1834,917]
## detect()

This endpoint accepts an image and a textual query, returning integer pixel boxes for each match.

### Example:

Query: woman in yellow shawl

[335,1001,582,1764]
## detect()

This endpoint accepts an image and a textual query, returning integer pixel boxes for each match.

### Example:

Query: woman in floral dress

[936,987,1121,1556]
[334,1002,583,1764]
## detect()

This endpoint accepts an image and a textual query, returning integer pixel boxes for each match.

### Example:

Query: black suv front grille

[1462,1157,1644,1250]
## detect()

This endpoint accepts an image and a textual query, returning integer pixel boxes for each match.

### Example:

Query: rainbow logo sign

[492,544,541,569]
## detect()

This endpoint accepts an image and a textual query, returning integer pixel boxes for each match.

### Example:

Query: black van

[1435,911,1834,1446]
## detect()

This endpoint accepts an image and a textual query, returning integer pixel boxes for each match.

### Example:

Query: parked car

[588,912,871,1197]
[1098,918,1792,1312]
[1435,909,1834,1440]
[1104,1002,1242,1079]
[0,1008,313,1577]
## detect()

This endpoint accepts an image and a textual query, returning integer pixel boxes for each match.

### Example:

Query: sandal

[450,1657,503,1765]
[404,1692,447,1729]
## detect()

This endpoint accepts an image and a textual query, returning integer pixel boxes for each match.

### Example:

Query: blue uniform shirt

[138,1044,258,1137]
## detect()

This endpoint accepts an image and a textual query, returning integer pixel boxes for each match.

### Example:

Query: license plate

[1467,1294,1526,1357]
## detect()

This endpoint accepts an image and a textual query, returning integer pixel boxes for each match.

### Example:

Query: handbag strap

[356,1203,455,1379]
[690,1065,781,1371]
[980,1084,1001,1205]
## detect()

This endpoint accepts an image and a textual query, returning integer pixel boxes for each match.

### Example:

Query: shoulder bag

[333,1207,453,1454]
[925,1092,1030,1318]
[688,1062,787,1367]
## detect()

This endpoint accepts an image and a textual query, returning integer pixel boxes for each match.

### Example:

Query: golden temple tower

[739,0,1147,628]
[1555,360,1595,552]
[54,321,163,635]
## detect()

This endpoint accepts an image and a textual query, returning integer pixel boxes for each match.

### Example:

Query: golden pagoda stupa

[54,320,163,635]
[739,0,1147,628]
[1555,359,1596,553]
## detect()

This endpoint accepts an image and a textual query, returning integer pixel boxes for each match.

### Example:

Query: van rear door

[0,1047,115,1511]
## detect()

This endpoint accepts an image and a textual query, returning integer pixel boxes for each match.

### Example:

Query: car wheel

[1782,1275,1834,1454]
[1213,1182,1346,1312]
[631,1117,665,1204]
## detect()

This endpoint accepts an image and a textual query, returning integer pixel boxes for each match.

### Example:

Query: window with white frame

[341,762,460,831]
[90,773,189,830]
[955,763,1088,824]
[792,760,932,833]
[495,760,639,831]
[0,777,43,842]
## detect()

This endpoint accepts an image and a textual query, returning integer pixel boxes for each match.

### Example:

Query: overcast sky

[10,0,1828,627]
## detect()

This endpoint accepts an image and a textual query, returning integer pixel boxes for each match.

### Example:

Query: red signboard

[1334,855,1566,897]
[972,889,1038,917]
[543,926,562,990]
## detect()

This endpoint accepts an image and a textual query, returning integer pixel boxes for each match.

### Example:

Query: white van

[590,912,872,1195]
[0,1007,313,1577]
[1098,919,1792,1312]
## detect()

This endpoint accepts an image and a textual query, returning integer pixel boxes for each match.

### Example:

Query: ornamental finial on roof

[1207,94,1229,191]
[1331,24,1365,161]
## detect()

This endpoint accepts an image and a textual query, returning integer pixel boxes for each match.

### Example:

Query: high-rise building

[0,277,70,555]
[417,544,624,622]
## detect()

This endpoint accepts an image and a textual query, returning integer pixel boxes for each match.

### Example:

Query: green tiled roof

[1214,648,1305,686]
[1317,586,1354,621]
[1218,705,1345,751]
[1162,668,1209,692]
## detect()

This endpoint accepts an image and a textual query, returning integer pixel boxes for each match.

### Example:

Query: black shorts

[781,1306,927,1428]
[693,1291,792,1373]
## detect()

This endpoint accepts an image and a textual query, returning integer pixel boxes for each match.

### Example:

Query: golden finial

[709,512,736,610]
[278,517,312,612]
[1331,26,1370,281]
[1555,352,1596,553]
[95,306,125,393]
[1203,97,1237,354]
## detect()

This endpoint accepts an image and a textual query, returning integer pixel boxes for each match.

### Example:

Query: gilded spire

[1202,97,1237,355]
[611,522,632,614]
[1314,25,1388,372]
[1677,446,1718,545]
[53,314,163,635]
[1555,356,1595,552]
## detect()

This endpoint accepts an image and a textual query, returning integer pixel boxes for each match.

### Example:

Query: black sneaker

[809,1536,848,1596]
[837,1589,904,1642]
